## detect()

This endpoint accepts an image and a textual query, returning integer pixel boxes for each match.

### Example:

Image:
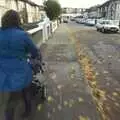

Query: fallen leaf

[57,85,63,90]
[86,74,93,81]
[64,101,68,106]
[108,55,112,58]
[53,108,56,113]
[47,96,54,103]
[91,81,97,87]
[71,66,75,73]
[97,60,102,64]
[115,103,119,107]
[57,57,60,61]
[37,104,42,111]
[58,105,62,111]
[73,84,77,88]
[106,106,110,111]
[78,115,90,120]
[111,97,116,101]
[50,72,56,80]
[47,112,51,118]
[69,103,73,108]
[70,74,75,79]
[54,91,58,96]
[118,59,120,62]
[93,89,106,99]
[106,82,110,86]
[78,52,82,57]
[103,71,109,74]
[69,99,75,105]
[112,92,118,97]
[79,54,85,60]
[85,66,90,73]
[78,97,84,103]
[95,72,99,76]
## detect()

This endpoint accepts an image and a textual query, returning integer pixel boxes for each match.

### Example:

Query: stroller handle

[27,56,46,75]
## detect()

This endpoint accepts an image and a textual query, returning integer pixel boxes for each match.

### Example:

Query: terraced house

[97,0,120,20]
[0,0,44,25]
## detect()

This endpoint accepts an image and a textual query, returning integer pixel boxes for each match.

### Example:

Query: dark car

[63,19,68,23]
[71,17,75,21]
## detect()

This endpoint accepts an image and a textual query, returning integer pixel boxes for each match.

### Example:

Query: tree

[44,0,61,20]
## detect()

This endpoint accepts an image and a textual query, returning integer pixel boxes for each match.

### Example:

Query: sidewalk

[33,24,101,120]
[0,24,101,120]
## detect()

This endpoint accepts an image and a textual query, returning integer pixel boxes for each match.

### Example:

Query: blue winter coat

[0,27,38,92]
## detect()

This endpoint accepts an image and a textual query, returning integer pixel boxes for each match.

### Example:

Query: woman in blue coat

[0,10,40,120]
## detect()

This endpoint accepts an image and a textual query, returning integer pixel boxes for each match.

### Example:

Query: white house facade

[0,0,44,26]
[97,0,120,20]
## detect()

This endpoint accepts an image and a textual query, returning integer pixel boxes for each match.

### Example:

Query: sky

[31,0,108,8]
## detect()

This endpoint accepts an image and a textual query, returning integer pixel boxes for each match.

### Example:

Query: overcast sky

[31,0,108,8]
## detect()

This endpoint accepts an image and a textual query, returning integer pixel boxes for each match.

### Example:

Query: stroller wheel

[41,85,47,100]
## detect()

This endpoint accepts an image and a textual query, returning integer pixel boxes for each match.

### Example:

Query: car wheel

[102,28,105,33]
[41,85,47,100]
[115,30,119,33]
[97,28,99,31]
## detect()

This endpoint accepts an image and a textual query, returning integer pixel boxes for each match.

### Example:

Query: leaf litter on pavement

[58,104,62,111]
[112,92,118,97]
[47,96,54,103]
[57,84,64,90]
[74,37,108,120]
[46,40,110,120]
[69,65,76,80]
[78,115,90,120]
[78,97,84,103]
[114,102,120,107]
[37,104,42,111]
[50,72,56,80]
[47,112,51,119]
[73,83,78,88]
[52,108,56,113]
[64,100,68,106]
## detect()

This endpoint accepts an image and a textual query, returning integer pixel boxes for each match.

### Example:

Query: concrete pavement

[33,24,101,120]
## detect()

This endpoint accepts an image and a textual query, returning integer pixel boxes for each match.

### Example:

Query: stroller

[27,54,47,101]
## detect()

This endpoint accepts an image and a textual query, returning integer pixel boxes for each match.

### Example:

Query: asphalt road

[67,21,120,120]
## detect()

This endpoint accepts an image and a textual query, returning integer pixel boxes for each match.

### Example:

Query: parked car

[85,19,95,26]
[80,19,87,24]
[96,20,119,33]
[70,17,75,21]
[63,19,68,23]
[75,18,81,23]
[75,18,86,24]
[74,16,83,23]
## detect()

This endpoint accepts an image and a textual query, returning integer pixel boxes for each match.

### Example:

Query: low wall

[27,19,58,47]
[27,22,44,47]
[51,20,58,33]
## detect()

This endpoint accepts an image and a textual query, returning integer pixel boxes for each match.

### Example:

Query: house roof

[99,0,119,8]
[19,0,42,7]
[87,5,100,12]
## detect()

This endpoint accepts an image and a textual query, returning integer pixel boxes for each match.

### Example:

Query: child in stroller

[27,53,47,101]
